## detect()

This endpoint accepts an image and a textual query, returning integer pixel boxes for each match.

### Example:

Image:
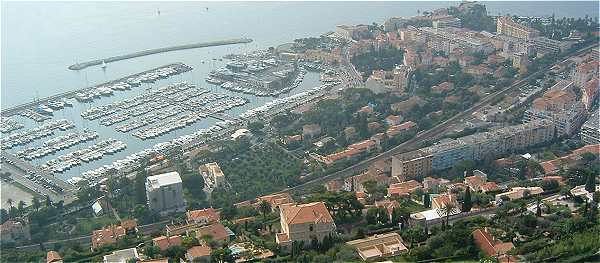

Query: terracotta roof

[388,180,422,196]
[432,194,457,209]
[152,235,182,251]
[46,251,62,263]
[120,219,138,231]
[280,202,334,225]
[472,228,515,258]
[186,208,220,223]
[186,245,212,259]
[480,182,499,193]
[257,193,294,208]
[195,223,231,241]
[91,225,126,250]
[465,175,486,190]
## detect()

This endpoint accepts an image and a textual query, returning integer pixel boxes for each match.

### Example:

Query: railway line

[282,43,598,195]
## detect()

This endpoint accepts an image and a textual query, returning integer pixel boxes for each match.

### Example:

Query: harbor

[1,56,327,194]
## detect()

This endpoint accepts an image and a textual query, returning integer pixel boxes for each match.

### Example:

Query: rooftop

[280,202,334,225]
[147,171,182,190]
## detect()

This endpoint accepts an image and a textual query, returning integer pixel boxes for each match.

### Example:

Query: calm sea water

[1,1,598,180]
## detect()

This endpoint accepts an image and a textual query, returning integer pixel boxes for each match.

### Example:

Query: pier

[68,38,253,70]
[0,63,190,118]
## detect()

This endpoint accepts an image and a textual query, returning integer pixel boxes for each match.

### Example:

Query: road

[281,43,598,195]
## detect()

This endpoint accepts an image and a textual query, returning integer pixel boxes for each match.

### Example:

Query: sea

[1,1,598,181]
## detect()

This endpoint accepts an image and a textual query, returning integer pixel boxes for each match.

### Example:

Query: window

[309,224,314,232]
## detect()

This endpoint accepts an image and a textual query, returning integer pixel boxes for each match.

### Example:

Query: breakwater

[68,38,253,70]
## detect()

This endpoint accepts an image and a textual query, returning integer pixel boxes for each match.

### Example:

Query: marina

[0,119,75,150]
[40,139,127,174]
[0,117,24,133]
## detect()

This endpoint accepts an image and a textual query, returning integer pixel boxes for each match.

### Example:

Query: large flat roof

[147,171,182,188]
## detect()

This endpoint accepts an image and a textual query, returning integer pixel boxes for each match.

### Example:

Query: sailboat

[101,60,107,69]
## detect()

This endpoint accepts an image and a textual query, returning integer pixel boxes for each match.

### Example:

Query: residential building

[91,220,137,250]
[321,139,380,165]
[391,150,433,180]
[335,24,370,40]
[199,162,225,189]
[325,179,345,192]
[464,170,487,191]
[345,171,389,192]
[186,207,220,225]
[533,36,572,54]
[480,182,500,193]
[386,121,417,138]
[512,52,529,74]
[524,89,586,136]
[256,192,295,211]
[473,228,517,263]
[195,223,235,242]
[423,177,450,190]
[581,109,600,145]
[152,235,182,251]
[102,248,139,263]
[186,245,212,263]
[419,27,495,55]
[375,200,401,222]
[572,60,599,87]
[497,16,539,40]
[539,144,600,174]
[384,17,409,32]
[346,233,408,261]
[0,220,30,244]
[495,187,544,203]
[432,194,458,210]
[46,251,62,263]
[146,172,186,215]
[276,202,336,250]
[388,180,423,197]
[570,184,600,203]
[582,78,599,110]
[165,220,207,237]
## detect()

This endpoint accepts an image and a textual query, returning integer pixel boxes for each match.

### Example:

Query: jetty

[68,38,253,70]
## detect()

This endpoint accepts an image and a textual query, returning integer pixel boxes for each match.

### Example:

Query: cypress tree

[585,173,596,193]
[462,188,473,212]
[423,192,431,208]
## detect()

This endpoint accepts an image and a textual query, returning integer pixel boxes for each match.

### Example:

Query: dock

[209,112,240,122]
[68,38,253,70]
[0,63,190,118]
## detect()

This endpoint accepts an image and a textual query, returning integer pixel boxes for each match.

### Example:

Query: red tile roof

[152,235,182,251]
[46,251,62,263]
[280,202,334,225]
[187,208,220,224]
[388,180,422,197]
[195,223,230,241]
[186,245,212,259]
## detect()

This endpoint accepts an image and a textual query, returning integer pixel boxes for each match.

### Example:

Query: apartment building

[419,27,495,55]
[146,172,186,215]
[276,202,336,250]
[581,109,600,145]
[199,162,225,189]
[497,16,539,40]
[524,88,586,136]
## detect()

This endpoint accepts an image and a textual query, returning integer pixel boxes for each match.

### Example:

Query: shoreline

[68,38,253,70]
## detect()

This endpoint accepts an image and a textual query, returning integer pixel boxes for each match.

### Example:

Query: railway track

[282,43,598,195]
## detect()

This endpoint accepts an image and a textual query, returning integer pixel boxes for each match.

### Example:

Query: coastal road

[281,43,599,195]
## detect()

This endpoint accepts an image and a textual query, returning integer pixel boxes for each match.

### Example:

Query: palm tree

[442,203,456,230]
[32,196,41,211]
[6,198,14,209]
[258,200,272,219]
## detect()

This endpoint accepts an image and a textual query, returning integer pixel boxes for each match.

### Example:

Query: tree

[365,207,379,225]
[462,188,472,212]
[17,201,26,214]
[442,203,456,230]
[6,198,13,209]
[32,196,41,211]
[248,121,265,134]
[144,245,161,259]
[211,247,233,263]
[44,195,51,207]
[377,207,389,224]
[258,200,272,219]
[423,192,431,208]
[536,197,542,217]
[135,159,149,205]
[585,173,596,193]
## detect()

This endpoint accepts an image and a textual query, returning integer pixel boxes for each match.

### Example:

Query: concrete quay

[68,38,253,70]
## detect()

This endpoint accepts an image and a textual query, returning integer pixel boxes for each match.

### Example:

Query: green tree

[17,201,25,214]
[258,200,272,219]
[31,196,41,211]
[462,188,472,212]
[144,245,161,259]
[365,207,379,225]
[44,195,51,207]
[585,173,596,193]
[248,121,265,134]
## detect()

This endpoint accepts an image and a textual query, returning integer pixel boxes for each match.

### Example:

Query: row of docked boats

[239,82,338,121]
[74,63,192,103]
[19,109,52,122]
[0,117,24,133]
[16,129,99,160]
[40,138,127,174]
[0,119,74,150]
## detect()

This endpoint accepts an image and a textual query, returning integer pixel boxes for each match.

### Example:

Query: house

[570,184,600,203]
[103,248,139,263]
[539,144,600,174]
[46,251,63,263]
[385,115,404,126]
[195,223,235,242]
[423,177,450,190]
[480,182,500,193]
[387,180,422,197]
[325,179,345,192]
[345,171,389,192]
[199,162,226,189]
[386,121,417,138]
[346,233,408,261]
[432,194,458,209]
[495,187,544,203]
[473,228,517,263]
[187,208,220,225]
[91,220,138,250]
[282,134,303,145]
[275,202,336,250]
[464,170,487,191]
[186,245,212,263]
[256,193,295,211]
[152,235,182,251]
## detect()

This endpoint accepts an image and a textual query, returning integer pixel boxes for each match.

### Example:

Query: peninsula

[68,38,253,70]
